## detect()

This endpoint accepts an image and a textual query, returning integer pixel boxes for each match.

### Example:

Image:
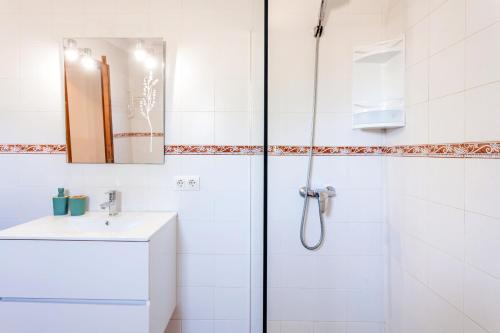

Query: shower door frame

[263,1,269,333]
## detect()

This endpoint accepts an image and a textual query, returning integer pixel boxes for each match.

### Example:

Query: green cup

[69,195,88,216]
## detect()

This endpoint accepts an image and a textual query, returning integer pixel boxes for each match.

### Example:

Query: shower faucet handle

[299,186,336,198]
[317,186,336,214]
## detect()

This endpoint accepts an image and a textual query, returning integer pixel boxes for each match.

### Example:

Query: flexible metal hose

[300,1,327,251]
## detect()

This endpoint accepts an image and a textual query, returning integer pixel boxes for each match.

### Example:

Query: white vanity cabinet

[0,212,177,333]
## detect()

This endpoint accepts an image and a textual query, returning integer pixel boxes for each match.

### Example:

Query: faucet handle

[105,190,117,200]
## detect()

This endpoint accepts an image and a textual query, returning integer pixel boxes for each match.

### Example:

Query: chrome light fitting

[64,39,79,62]
[81,48,96,70]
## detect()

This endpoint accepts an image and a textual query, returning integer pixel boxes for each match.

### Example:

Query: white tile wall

[268,1,386,330]
[384,2,500,333]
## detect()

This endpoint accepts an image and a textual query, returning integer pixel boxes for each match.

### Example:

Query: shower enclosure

[265,0,386,331]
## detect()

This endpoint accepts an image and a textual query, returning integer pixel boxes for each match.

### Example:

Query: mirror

[63,38,165,164]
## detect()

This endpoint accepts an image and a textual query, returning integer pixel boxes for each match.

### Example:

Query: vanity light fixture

[81,48,96,70]
[134,39,147,61]
[64,39,79,62]
[143,48,158,69]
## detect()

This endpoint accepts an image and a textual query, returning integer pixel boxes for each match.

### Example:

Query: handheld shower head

[318,0,328,23]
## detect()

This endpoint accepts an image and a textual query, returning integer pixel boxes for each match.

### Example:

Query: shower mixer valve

[299,186,336,214]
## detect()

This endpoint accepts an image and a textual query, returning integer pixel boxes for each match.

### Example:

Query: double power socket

[175,176,200,191]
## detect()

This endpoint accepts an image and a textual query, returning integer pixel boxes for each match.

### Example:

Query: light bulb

[64,39,79,62]
[134,39,146,61]
[144,55,157,69]
[81,48,96,70]
[65,48,79,62]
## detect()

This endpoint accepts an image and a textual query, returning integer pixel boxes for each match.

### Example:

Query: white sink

[0,211,176,241]
[0,212,177,333]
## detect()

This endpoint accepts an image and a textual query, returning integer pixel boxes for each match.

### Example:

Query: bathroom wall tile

[429,41,465,99]
[214,320,249,333]
[215,255,250,287]
[465,212,500,279]
[314,322,346,333]
[179,254,216,287]
[347,322,385,333]
[280,321,314,333]
[315,113,384,146]
[214,223,250,254]
[174,286,214,320]
[401,234,429,284]
[403,196,428,240]
[267,321,281,333]
[405,18,429,66]
[178,221,215,254]
[466,0,500,35]
[405,0,430,28]
[277,255,315,288]
[0,78,20,111]
[430,0,447,11]
[465,159,500,218]
[328,189,384,223]
[214,288,249,320]
[429,92,465,143]
[0,112,65,143]
[181,112,215,145]
[182,320,215,333]
[427,247,464,310]
[401,102,429,145]
[212,155,251,191]
[405,60,429,106]
[426,202,465,260]
[465,22,500,89]
[321,223,383,256]
[214,32,251,112]
[313,289,349,322]
[465,82,500,141]
[426,158,464,209]
[429,0,466,55]
[425,288,464,333]
[269,156,308,189]
[464,267,500,333]
[214,112,250,145]
[268,112,311,146]
[347,289,385,322]
[463,317,490,333]
[212,189,250,222]
[269,288,314,321]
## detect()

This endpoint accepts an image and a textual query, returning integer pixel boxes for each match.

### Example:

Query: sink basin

[0,212,176,241]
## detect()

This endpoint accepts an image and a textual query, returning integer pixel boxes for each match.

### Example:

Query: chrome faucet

[100,190,120,216]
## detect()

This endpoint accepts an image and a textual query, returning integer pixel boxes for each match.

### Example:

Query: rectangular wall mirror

[63,38,165,164]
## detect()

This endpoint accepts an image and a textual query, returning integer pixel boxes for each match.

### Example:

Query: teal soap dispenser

[52,188,69,216]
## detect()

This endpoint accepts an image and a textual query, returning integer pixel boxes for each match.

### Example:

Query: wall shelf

[352,36,405,130]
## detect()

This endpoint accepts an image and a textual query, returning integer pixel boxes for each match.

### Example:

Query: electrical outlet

[175,177,186,191]
[186,176,200,191]
[175,176,200,191]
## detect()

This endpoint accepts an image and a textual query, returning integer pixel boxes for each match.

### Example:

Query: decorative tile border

[0,144,66,154]
[270,145,385,156]
[113,132,164,139]
[1,142,500,158]
[165,145,264,155]
[384,142,500,158]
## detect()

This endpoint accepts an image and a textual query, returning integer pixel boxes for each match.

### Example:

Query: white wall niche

[352,36,406,129]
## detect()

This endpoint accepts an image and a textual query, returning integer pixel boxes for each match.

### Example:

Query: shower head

[318,0,328,24]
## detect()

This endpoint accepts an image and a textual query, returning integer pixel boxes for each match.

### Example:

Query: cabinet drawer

[0,240,149,300]
[0,299,149,333]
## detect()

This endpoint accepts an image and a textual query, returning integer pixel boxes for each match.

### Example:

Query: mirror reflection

[63,38,165,164]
